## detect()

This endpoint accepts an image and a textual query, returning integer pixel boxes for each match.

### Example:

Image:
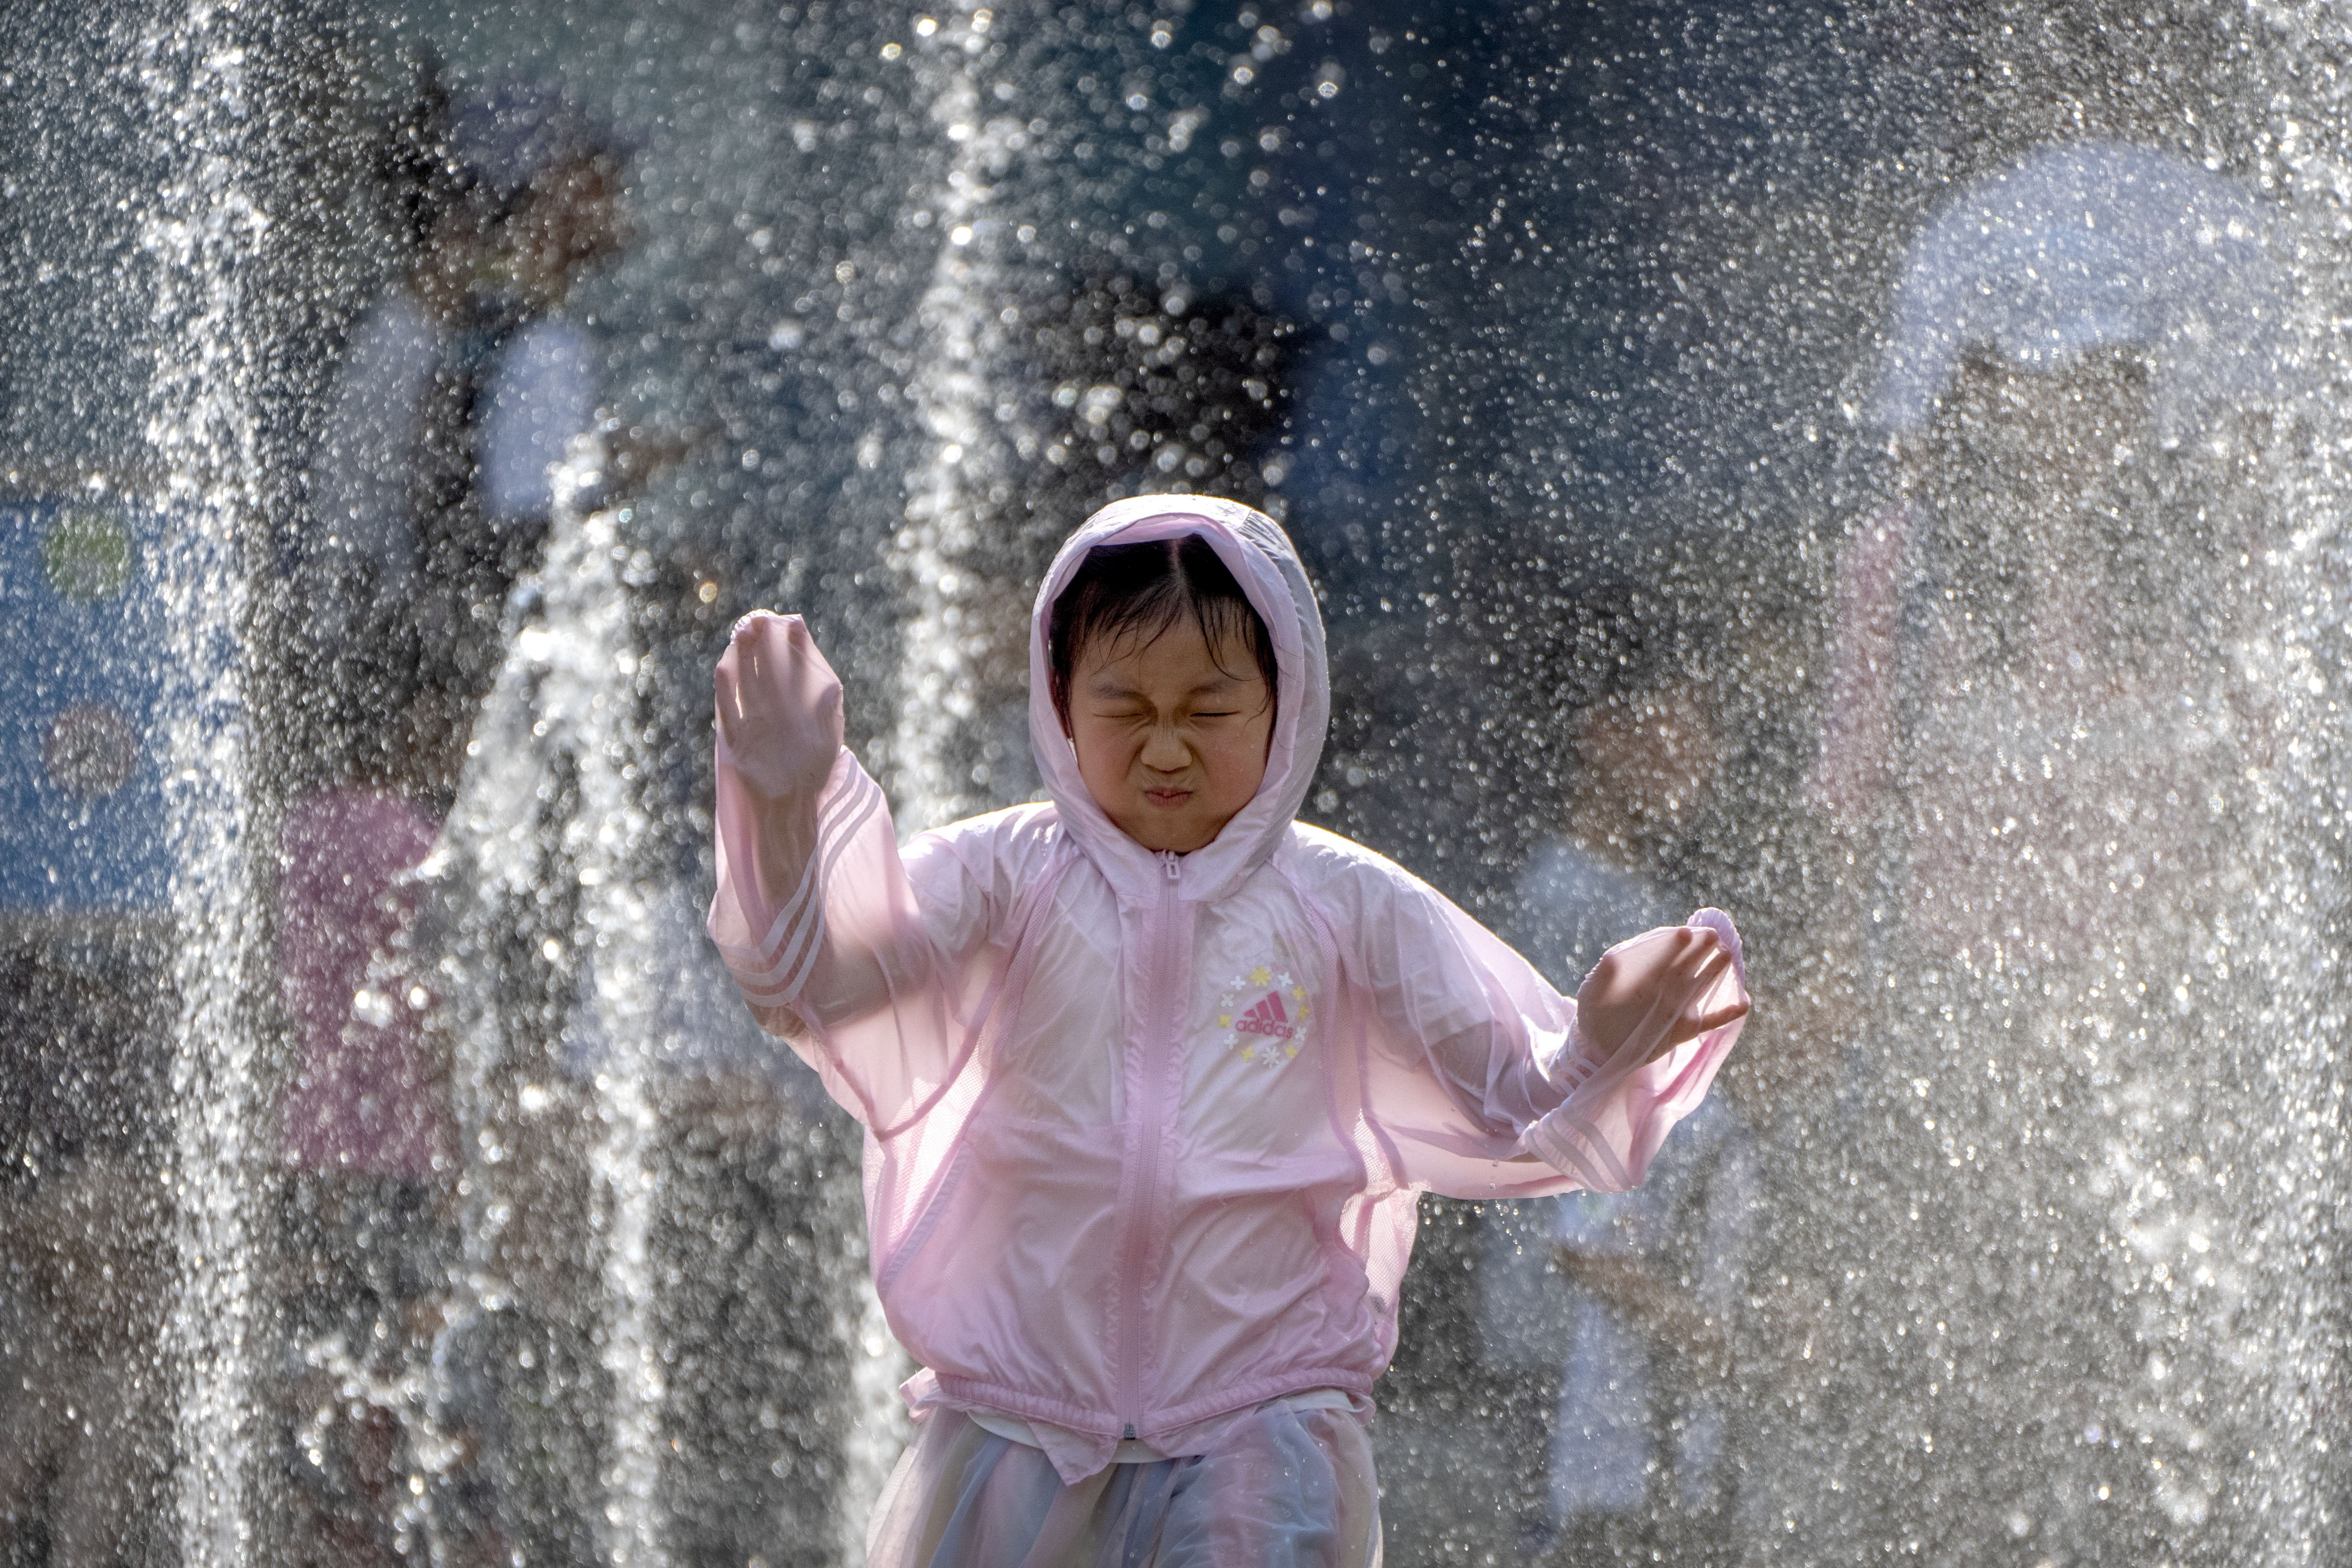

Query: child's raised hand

[1575,924,1749,1065]
[714,612,845,801]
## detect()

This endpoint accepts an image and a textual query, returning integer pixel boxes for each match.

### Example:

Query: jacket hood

[1028,495,1329,903]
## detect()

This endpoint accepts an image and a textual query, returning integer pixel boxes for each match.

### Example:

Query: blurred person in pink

[708,495,1754,1565]
[279,788,446,1184]
[274,785,452,1566]
[1813,141,2285,952]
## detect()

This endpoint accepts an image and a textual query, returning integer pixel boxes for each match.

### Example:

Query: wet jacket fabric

[708,495,1747,1483]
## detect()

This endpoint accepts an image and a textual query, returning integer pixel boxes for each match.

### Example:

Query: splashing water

[421,443,670,1565]
[887,12,1027,833]
[140,7,271,1560]
[18,3,2352,1563]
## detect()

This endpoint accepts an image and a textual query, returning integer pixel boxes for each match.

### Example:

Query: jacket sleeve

[1344,862,1746,1200]
[705,676,1007,1136]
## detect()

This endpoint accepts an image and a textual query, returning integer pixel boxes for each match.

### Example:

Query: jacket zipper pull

[1162,850,1180,882]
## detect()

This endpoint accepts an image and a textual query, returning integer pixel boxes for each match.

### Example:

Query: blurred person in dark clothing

[298,69,640,807]
[1507,577,1713,985]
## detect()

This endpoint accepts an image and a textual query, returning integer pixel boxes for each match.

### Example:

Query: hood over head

[1029,495,1329,903]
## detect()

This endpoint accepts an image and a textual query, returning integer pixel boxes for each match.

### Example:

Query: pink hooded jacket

[708,496,1747,1481]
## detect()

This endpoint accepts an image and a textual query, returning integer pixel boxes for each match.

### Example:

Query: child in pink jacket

[708,496,1749,1566]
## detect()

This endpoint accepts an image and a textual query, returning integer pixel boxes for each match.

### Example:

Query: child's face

[1067,615,1274,854]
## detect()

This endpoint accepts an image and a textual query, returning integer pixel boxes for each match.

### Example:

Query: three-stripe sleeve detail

[725,765,885,1007]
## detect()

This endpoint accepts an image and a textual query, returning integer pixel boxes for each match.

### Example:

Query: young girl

[708,495,1749,1566]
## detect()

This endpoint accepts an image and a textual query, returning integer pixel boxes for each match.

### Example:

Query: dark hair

[1049,536,1278,723]
[377,52,463,252]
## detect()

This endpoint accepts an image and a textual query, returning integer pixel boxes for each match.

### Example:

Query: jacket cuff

[1538,1013,1608,1098]
[1521,1095,1638,1195]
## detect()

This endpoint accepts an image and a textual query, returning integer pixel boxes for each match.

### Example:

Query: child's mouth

[1143,787,1194,809]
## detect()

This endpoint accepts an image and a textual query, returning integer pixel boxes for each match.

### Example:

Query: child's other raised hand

[1575,924,1749,1065]
[714,612,844,801]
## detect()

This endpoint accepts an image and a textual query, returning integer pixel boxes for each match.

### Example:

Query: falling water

[831,1247,910,1567]
[857,12,1049,1542]
[138,6,271,1561]
[2225,22,2352,1545]
[18,3,2352,1563]
[888,5,1034,832]
[420,443,671,1565]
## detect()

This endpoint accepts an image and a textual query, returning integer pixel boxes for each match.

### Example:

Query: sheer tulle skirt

[866,1405,1381,1568]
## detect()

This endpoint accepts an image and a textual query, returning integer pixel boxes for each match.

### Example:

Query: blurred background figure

[298,64,642,810]
[1808,140,2290,1552]
[1510,574,1713,979]
[273,786,449,1566]
[1815,139,2286,860]
[271,66,661,1564]
[1472,577,1763,1564]
[1539,1099,1757,1566]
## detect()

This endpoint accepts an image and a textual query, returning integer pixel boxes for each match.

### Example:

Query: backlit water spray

[20,4,2352,1563]
[140,6,272,1561]
[886,3,1040,834]
[423,445,669,1567]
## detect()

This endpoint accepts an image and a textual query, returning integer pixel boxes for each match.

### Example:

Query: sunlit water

[141,6,272,1559]
[6,1,2352,1564]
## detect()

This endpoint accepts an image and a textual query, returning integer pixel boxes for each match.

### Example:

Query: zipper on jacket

[1115,851,1185,1434]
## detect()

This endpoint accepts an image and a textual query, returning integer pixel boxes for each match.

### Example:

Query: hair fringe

[1048,536,1278,724]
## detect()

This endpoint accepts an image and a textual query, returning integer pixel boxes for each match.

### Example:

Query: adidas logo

[1233,991,1296,1042]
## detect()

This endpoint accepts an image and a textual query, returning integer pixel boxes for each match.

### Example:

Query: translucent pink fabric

[708,495,1747,1484]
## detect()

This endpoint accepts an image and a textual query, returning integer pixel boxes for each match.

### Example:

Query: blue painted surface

[0,497,171,912]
